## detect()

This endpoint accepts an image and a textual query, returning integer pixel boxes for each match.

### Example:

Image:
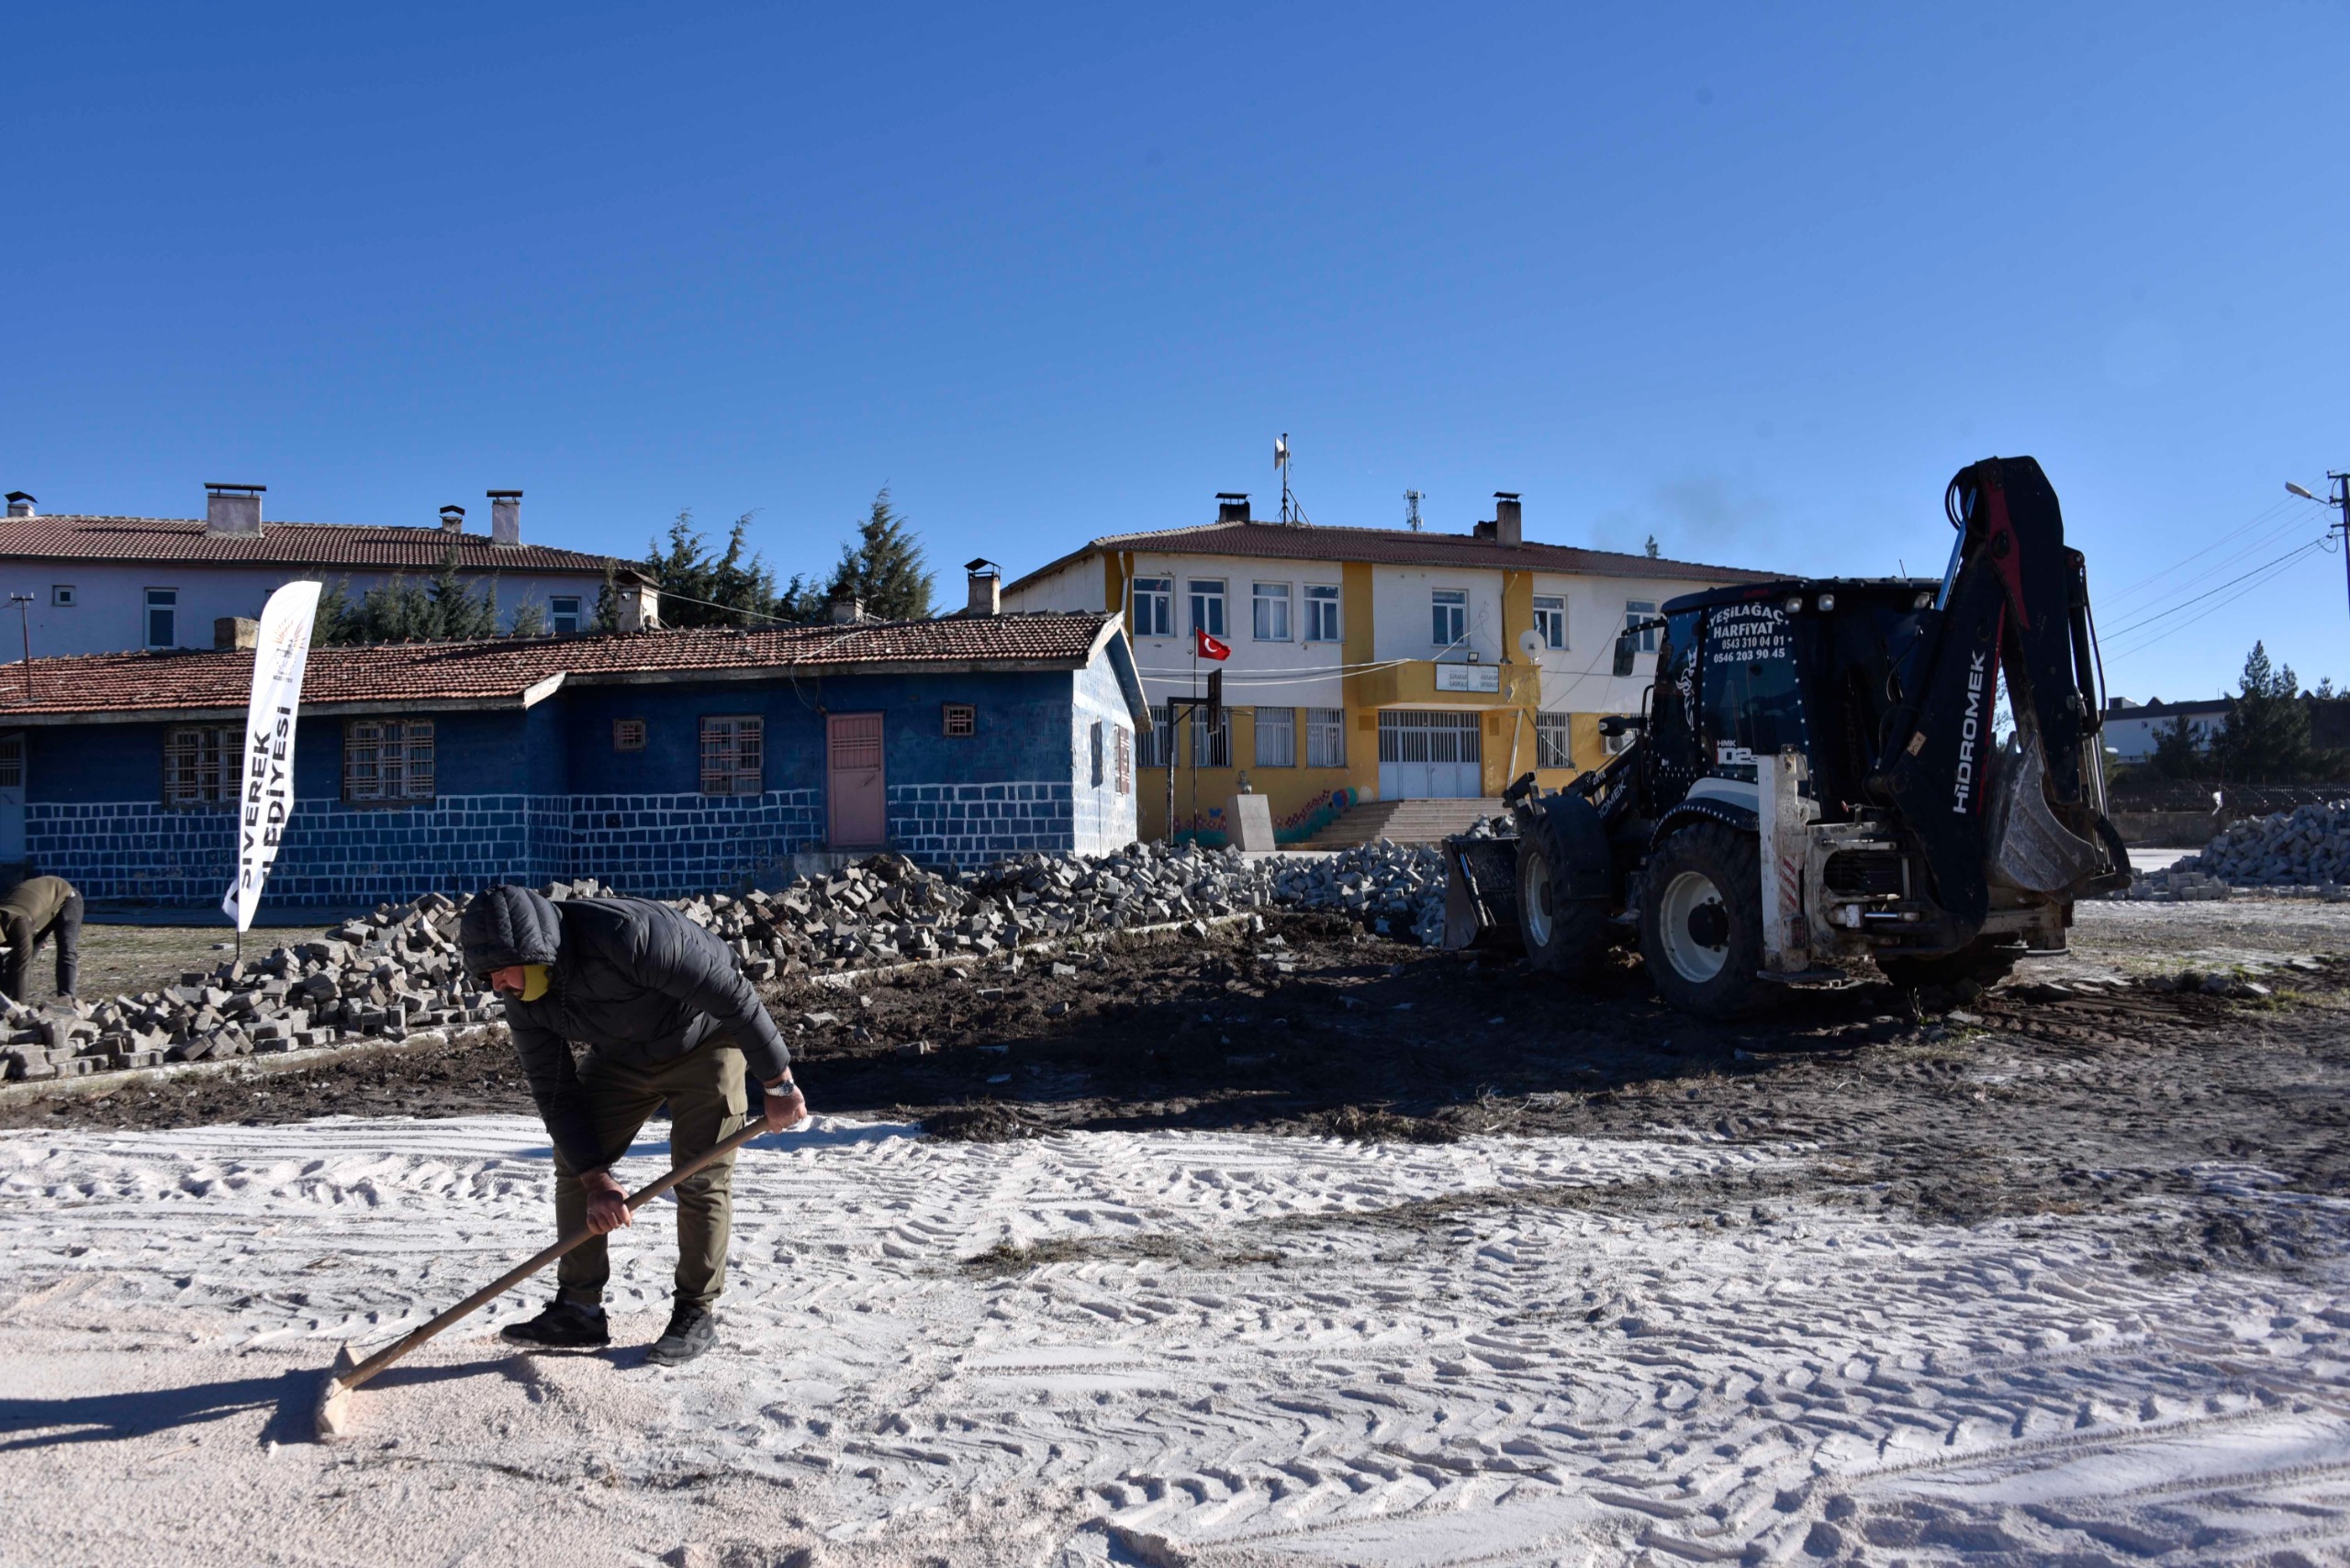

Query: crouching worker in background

[459,885,808,1366]
[0,875,83,1002]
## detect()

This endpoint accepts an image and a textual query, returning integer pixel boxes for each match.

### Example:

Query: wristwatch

[764,1077,800,1098]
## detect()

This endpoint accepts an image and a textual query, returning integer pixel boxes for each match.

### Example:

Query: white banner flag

[220,580,323,932]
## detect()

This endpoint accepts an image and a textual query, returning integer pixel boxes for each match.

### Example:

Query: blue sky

[5,3,2345,699]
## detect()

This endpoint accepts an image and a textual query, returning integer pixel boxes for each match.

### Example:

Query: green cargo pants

[552,1040,751,1313]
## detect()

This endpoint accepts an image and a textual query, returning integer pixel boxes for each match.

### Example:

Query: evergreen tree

[2149,711,2206,779]
[645,511,779,628]
[310,551,504,644]
[2218,641,2319,782]
[827,488,934,621]
[310,577,357,644]
[507,601,548,638]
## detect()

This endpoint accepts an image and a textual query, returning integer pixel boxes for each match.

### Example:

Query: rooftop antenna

[1275,433,1308,525]
[1404,489,1424,532]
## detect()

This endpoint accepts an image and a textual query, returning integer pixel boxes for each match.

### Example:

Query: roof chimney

[5,492,33,519]
[617,579,661,633]
[487,489,522,546]
[439,504,466,533]
[1216,492,1251,524]
[1494,491,1522,546]
[205,482,264,537]
[829,590,866,625]
[215,616,259,651]
[964,557,1001,617]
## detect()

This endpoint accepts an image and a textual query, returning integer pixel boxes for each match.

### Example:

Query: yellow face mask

[518,963,552,1002]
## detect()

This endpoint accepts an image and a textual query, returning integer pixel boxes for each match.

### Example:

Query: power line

[2098,537,2331,641]
[2102,540,2330,661]
[2102,495,2309,607]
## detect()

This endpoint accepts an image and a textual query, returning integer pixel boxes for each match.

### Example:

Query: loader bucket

[1441,834,1522,951]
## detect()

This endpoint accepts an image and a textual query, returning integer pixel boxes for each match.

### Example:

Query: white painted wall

[0,561,612,656]
[2103,706,2225,763]
[1118,552,1348,711]
[1001,560,1103,616]
[1529,570,1702,718]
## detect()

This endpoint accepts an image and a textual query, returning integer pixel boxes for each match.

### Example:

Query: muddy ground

[10,902,2349,1277]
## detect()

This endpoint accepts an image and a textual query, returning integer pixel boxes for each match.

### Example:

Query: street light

[2286,481,2319,501]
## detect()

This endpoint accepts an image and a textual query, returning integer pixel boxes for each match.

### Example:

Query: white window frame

[1250,582,1292,642]
[1189,704,1231,767]
[1305,707,1347,768]
[50,585,74,609]
[163,725,239,806]
[144,587,178,650]
[549,595,584,634]
[1624,599,1660,654]
[1304,584,1340,643]
[343,719,436,804]
[1138,703,1175,768]
[1132,577,1173,639]
[1431,588,1467,649]
[1253,705,1296,767]
[699,714,765,797]
[1189,579,1226,639]
[1534,712,1572,769]
[1532,595,1567,650]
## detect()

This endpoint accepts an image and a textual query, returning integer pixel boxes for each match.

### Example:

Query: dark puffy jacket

[461,886,790,1173]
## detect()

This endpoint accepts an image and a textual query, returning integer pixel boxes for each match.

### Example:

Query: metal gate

[826,712,886,847]
[1377,710,1483,799]
[0,734,21,862]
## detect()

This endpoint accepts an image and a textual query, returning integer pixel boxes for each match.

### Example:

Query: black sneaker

[499,1298,610,1350]
[645,1303,717,1366]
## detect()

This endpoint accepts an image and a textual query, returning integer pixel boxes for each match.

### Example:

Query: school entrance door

[826,713,886,847]
[1376,710,1483,798]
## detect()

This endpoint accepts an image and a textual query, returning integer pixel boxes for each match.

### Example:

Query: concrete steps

[1303,797,1505,848]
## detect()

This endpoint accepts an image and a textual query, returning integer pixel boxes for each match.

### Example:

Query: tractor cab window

[1700,600,1805,780]
[1646,610,1704,784]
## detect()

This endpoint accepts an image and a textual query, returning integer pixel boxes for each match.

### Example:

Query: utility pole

[2333,474,2350,619]
[9,594,31,700]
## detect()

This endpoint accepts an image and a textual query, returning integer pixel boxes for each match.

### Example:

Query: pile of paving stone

[0,839,1456,1084]
[2123,799,2350,902]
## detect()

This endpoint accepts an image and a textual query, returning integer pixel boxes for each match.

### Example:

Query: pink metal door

[826,712,886,847]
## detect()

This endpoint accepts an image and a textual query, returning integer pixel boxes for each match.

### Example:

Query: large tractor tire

[1639,821,1772,1019]
[1876,938,2024,996]
[1516,799,1610,977]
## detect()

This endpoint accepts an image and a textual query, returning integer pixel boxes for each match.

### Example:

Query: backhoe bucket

[1441,835,1522,951]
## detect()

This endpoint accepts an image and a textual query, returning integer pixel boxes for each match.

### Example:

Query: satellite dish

[1516,628,1546,666]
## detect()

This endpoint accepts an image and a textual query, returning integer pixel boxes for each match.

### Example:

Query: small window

[50,585,74,609]
[1138,703,1174,768]
[1132,577,1173,639]
[1305,707,1347,768]
[1304,584,1341,643]
[1535,712,1573,768]
[163,726,240,805]
[550,596,584,635]
[144,588,178,650]
[612,718,646,752]
[1624,600,1660,653]
[1189,705,1231,767]
[1189,579,1226,639]
[1090,719,1105,788]
[1251,583,1292,642]
[1253,705,1296,767]
[1113,725,1132,794]
[1431,588,1467,649]
[699,715,764,796]
[943,702,976,737]
[1532,595,1567,650]
[343,719,436,804]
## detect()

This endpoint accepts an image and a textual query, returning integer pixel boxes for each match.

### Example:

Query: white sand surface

[5,1115,2349,1565]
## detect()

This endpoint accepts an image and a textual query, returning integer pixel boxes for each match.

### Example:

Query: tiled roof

[1005,520,1779,595]
[0,613,1119,721]
[0,514,625,576]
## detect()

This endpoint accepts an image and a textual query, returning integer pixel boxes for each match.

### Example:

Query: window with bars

[163,726,240,805]
[343,720,436,804]
[1090,720,1105,788]
[1535,712,1573,769]
[943,702,976,737]
[1190,704,1231,767]
[0,734,20,790]
[1253,706,1296,767]
[699,715,764,796]
[1304,585,1340,643]
[1189,579,1226,638]
[1137,703,1174,767]
[1305,707,1346,768]
[1132,577,1173,638]
[1431,588,1467,648]
[613,718,646,752]
[1533,595,1567,649]
[1251,583,1292,642]
[1113,724,1132,793]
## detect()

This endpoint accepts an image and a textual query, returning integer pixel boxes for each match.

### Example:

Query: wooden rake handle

[335,1115,774,1394]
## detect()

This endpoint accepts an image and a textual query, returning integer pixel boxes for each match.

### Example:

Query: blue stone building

[0,612,1147,910]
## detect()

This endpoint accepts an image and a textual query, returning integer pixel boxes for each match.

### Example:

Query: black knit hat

[459,885,563,977]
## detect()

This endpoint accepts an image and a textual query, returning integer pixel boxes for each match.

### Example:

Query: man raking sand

[315,884,808,1439]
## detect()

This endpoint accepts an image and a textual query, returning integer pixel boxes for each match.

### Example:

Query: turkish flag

[1195,628,1231,661]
